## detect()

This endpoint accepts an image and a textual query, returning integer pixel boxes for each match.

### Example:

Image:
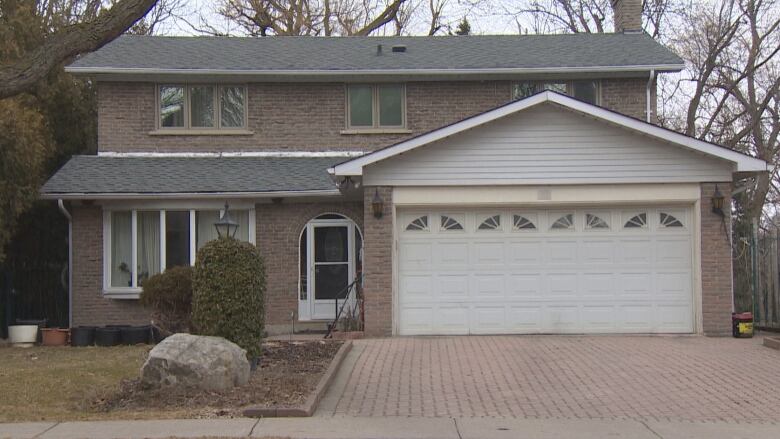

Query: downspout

[57,200,73,328]
[646,69,656,123]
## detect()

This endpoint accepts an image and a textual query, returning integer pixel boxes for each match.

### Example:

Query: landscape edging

[243,340,353,417]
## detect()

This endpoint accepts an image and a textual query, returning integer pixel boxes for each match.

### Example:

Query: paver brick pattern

[327,336,780,422]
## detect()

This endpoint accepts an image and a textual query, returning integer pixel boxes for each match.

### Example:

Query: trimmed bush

[140,266,193,336]
[191,237,265,359]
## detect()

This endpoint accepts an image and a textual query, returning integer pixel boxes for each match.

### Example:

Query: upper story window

[512,80,600,105]
[347,84,405,129]
[158,84,247,130]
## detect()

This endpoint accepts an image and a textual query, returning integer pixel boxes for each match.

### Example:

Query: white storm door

[309,221,354,320]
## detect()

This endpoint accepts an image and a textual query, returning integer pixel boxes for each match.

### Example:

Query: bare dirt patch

[89,340,343,418]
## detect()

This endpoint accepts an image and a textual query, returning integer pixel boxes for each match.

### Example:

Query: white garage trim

[393,184,701,206]
[394,206,698,335]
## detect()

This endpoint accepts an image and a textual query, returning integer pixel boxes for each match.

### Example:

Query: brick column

[71,205,148,326]
[362,186,393,336]
[700,183,733,336]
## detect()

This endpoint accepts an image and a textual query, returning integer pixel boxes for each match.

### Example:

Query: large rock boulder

[141,333,250,391]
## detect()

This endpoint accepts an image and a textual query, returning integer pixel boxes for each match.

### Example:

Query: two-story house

[42,0,765,337]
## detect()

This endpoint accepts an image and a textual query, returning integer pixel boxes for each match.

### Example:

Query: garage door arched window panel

[585,213,610,230]
[659,212,684,228]
[550,213,575,230]
[512,214,537,231]
[477,214,502,231]
[405,215,429,231]
[623,212,648,229]
[440,214,464,231]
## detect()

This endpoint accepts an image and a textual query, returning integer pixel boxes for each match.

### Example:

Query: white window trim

[512,80,601,105]
[103,206,256,298]
[345,84,407,131]
[155,84,249,132]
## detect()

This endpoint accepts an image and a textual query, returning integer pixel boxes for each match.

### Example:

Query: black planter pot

[94,327,122,346]
[121,326,151,345]
[70,326,96,346]
[151,326,168,344]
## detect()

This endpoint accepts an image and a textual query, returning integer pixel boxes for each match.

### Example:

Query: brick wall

[700,182,733,336]
[98,78,650,153]
[601,77,654,121]
[362,187,394,336]
[71,205,149,326]
[255,199,363,329]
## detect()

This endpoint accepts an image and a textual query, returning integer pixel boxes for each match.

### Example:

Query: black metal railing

[324,276,363,338]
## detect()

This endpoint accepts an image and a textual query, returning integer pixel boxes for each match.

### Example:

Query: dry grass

[0,345,151,422]
[0,341,342,422]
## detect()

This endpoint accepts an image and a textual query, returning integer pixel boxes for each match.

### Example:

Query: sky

[164,0,526,36]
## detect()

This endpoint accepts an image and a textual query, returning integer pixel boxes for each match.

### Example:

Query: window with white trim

[440,215,464,231]
[406,215,429,231]
[585,213,610,230]
[478,215,501,231]
[158,85,246,130]
[659,212,684,228]
[347,84,405,129]
[106,208,252,292]
[512,80,600,105]
[550,213,575,230]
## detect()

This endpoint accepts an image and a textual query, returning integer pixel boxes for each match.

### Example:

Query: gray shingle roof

[67,34,683,73]
[41,156,340,197]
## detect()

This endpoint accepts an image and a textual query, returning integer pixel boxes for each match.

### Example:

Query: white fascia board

[97,151,365,158]
[331,91,767,176]
[41,189,341,200]
[64,64,685,77]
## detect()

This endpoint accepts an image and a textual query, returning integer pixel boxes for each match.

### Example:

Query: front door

[300,219,357,321]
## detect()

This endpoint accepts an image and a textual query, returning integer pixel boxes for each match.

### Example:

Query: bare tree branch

[0,0,158,99]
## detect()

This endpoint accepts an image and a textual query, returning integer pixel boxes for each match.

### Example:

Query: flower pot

[70,326,96,347]
[15,319,46,343]
[8,325,39,347]
[41,328,69,346]
[95,327,122,346]
[120,326,151,345]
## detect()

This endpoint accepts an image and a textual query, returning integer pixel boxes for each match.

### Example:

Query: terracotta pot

[41,328,69,346]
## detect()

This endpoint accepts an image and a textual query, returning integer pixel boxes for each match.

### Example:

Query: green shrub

[140,266,193,335]
[191,237,265,359]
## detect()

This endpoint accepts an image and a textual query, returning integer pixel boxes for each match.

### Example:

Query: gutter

[64,64,686,77]
[646,69,656,123]
[57,200,72,328]
[41,189,342,201]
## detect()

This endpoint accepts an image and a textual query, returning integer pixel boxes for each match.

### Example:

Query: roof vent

[391,45,407,53]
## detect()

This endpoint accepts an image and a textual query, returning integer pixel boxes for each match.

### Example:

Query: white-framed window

[104,207,254,296]
[158,84,247,130]
[405,215,429,231]
[512,80,600,105]
[439,214,465,231]
[550,213,576,230]
[585,212,610,230]
[347,84,406,129]
[477,214,502,231]
[512,214,537,231]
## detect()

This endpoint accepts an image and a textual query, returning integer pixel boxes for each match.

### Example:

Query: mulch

[88,340,343,418]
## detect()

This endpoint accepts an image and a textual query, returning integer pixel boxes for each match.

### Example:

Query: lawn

[0,340,342,422]
[0,345,151,422]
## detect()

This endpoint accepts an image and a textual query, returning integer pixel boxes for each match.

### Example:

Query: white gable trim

[330,91,766,176]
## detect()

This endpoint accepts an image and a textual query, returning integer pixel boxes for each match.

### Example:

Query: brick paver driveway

[324,336,780,422]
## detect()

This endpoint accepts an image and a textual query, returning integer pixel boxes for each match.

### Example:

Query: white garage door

[398,207,694,335]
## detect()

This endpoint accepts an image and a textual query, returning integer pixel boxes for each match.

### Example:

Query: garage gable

[363,103,734,186]
[332,91,766,181]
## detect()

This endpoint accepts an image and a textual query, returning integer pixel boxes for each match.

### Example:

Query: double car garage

[397,206,695,335]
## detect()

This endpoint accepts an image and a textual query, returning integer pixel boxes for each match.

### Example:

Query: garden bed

[0,340,343,421]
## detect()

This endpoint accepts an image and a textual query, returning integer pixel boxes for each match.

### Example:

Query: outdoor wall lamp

[372,189,384,219]
[711,185,725,218]
[214,202,239,238]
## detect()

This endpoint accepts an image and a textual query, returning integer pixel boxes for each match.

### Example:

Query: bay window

[158,84,247,130]
[104,207,254,294]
